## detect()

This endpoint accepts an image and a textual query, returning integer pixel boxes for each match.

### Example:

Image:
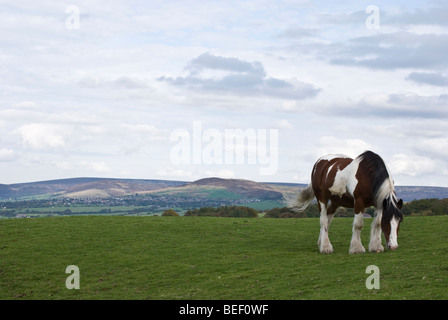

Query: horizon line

[1,176,447,189]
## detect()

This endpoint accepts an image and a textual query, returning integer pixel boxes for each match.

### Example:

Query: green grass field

[0,216,447,300]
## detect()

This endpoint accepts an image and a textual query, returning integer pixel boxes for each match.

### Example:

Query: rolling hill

[0,178,187,199]
[181,177,284,200]
[0,177,447,203]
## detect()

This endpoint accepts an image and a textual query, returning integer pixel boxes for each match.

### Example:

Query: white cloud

[80,161,111,173]
[13,101,38,109]
[155,167,193,179]
[313,136,373,159]
[16,123,69,150]
[78,75,148,89]
[389,154,436,177]
[121,124,168,141]
[0,148,16,162]
[274,119,293,129]
[55,161,73,170]
[53,160,111,173]
[414,137,448,158]
[276,26,319,39]
[205,169,235,179]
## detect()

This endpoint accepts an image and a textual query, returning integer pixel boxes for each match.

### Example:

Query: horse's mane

[357,150,397,208]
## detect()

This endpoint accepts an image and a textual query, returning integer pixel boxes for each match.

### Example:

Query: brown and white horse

[290,150,403,254]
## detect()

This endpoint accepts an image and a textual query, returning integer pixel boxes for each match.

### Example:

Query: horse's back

[311,154,353,199]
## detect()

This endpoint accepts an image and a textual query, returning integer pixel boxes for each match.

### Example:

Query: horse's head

[381,197,403,250]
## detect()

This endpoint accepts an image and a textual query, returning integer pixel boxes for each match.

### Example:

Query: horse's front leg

[369,208,384,252]
[349,199,366,254]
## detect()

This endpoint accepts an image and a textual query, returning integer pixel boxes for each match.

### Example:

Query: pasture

[0,215,447,300]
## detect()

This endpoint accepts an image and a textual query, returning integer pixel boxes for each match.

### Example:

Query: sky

[1,0,448,187]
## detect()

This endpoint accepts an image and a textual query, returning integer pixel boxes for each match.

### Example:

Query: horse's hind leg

[326,201,338,228]
[349,199,366,254]
[318,200,334,254]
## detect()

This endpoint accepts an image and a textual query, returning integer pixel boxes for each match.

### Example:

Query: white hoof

[320,242,334,254]
[349,241,365,254]
[369,244,384,253]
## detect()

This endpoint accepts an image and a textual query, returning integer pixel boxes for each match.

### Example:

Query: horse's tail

[287,184,315,212]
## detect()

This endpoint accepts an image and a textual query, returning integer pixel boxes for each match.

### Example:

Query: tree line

[401,198,448,216]
[184,206,258,218]
[3,197,447,218]
[165,198,448,218]
[264,198,448,218]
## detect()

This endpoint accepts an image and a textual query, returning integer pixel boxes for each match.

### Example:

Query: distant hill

[0,178,187,199]
[394,186,448,202]
[0,177,447,203]
[188,177,283,200]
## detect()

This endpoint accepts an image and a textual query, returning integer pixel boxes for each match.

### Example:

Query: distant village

[0,194,264,218]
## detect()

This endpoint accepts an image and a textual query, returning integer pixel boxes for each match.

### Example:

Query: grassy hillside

[152,185,244,199]
[1,216,447,300]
